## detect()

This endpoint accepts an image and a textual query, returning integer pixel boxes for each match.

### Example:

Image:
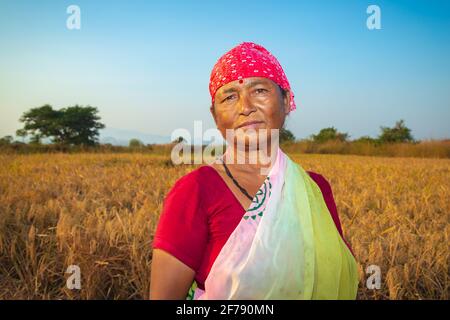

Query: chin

[234,134,271,151]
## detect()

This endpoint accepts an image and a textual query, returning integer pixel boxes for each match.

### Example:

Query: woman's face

[210,77,291,149]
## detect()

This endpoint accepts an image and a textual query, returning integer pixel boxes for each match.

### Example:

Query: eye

[255,88,268,94]
[223,94,237,102]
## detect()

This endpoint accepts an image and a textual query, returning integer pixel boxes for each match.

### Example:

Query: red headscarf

[209,42,296,111]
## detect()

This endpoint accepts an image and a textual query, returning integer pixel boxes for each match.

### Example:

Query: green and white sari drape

[187,147,359,300]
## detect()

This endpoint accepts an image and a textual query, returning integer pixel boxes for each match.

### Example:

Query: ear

[283,89,291,115]
[210,104,217,124]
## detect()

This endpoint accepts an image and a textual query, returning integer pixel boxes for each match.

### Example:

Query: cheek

[264,105,285,128]
[217,113,234,127]
[215,110,238,134]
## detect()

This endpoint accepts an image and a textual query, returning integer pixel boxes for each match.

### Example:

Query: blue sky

[0,0,449,141]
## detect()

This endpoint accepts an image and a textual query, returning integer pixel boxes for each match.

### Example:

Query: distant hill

[10,127,171,146]
[99,127,171,146]
[99,127,224,146]
[9,127,223,146]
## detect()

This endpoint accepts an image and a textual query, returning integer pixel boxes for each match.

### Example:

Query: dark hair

[278,85,289,129]
[278,84,288,98]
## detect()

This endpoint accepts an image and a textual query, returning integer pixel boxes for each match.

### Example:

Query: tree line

[0,104,418,148]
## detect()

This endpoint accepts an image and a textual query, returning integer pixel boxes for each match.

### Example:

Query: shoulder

[306,171,332,195]
[171,165,218,190]
[159,166,218,221]
[158,165,222,232]
[166,165,220,201]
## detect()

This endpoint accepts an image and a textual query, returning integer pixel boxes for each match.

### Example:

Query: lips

[236,120,264,129]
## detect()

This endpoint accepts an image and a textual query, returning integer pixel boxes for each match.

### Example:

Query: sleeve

[152,174,209,273]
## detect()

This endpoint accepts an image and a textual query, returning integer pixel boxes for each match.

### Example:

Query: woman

[150,42,359,300]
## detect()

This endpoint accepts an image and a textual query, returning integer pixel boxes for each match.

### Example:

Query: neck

[222,144,279,175]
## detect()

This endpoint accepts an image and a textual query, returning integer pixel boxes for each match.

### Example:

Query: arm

[150,249,195,300]
[149,171,208,300]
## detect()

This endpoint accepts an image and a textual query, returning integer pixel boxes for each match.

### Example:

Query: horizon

[1,0,449,142]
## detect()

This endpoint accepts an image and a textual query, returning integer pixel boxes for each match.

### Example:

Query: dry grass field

[0,152,448,299]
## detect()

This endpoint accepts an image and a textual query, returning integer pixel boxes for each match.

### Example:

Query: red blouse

[153,165,351,291]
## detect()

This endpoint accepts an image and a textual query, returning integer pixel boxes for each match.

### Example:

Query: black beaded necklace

[220,159,253,201]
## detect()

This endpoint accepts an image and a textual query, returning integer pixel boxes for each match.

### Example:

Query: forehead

[216,77,275,95]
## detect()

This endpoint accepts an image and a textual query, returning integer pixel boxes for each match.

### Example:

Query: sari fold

[187,147,359,300]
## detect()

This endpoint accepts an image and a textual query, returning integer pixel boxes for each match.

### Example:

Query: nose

[237,92,256,115]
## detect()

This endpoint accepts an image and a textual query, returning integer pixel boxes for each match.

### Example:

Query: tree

[353,135,378,143]
[378,119,414,143]
[16,129,27,142]
[0,135,13,146]
[310,127,349,143]
[129,138,144,148]
[16,104,105,146]
[172,136,186,144]
[280,127,296,143]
